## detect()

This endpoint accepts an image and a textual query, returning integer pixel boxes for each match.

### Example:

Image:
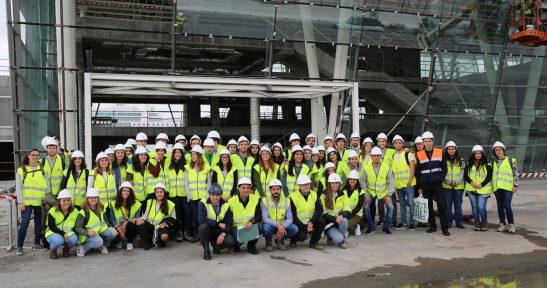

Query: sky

[0,1,8,75]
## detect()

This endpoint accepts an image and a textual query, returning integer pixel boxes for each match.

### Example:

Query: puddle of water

[405,271,547,288]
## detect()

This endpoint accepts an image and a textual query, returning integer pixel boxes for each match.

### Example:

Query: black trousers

[230,223,262,249]
[423,182,449,230]
[136,222,170,245]
[198,223,235,252]
[293,217,326,246]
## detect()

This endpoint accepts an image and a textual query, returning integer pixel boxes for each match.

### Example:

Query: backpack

[392,151,410,166]
[22,166,46,183]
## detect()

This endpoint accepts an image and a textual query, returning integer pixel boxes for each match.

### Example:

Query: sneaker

[77,245,85,257]
[275,239,287,251]
[408,224,415,230]
[101,246,109,254]
[339,242,348,249]
[480,223,488,232]
[265,240,273,252]
[497,223,506,232]
[394,223,407,230]
[365,228,375,235]
[508,224,516,233]
[289,240,297,248]
[355,224,361,236]
[116,242,123,249]
[344,231,349,238]
[382,229,392,235]
[176,231,184,242]
[376,220,383,228]
[126,243,134,251]
[310,243,324,250]
[32,244,44,251]
[474,223,481,231]
[16,248,23,255]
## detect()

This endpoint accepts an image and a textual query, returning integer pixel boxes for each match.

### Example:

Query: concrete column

[250,97,260,142]
[351,82,360,135]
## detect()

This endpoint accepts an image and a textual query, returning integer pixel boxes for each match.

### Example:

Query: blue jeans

[17,205,42,248]
[364,197,377,230]
[326,218,348,245]
[83,228,115,252]
[397,187,415,225]
[378,198,393,231]
[262,223,299,240]
[494,189,514,225]
[468,192,489,223]
[47,233,78,251]
[444,189,464,226]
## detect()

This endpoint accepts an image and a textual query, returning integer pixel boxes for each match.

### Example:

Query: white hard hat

[392,135,404,143]
[172,143,184,150]
[175,135,186,142]
[350,132,360,139]
[348,170,360,180]
[71,150,84,158]
[326,147,337,155]
[250,140,260,147]
[119,181,133,190]
[238,177,252,186]
[57,189,73,199]
[362,137,373,145]
[104,148,114,155]
[156,133,169,141]
[219,149,230,156]
[126,138,137,146]
[325,162,335,170]
[421,131,434,139]
[296,174,312,185]
[191,145,203,154]
[303,145,312,151]
[335,133,346,141]
[260,146,271,154]
[472,145,484,152]
[316,145,325,152]
[370,147,383,155]
[348,150,359,159]
[203,138,215,147]
[376,133,388,140]
[95,152,108,163]
[289,133,300,142]
[238,136,249,143]
[273,142,283,149]
[492,141,506,150]
[268,179,282,188]
[227,139,238,146]
[134,146,148,155]
[154,182,167,191]
[42,136,58,149]
[155,142,167,151]
[85,188,99,198]
[136,132,148,141]
[311,148,319,155]
[190,135,201,143]
[324,135,334,142]
[114,144,125,151]
[328,173,341,183]
[207,130,220,139]
[445,141,457,148]
[414,136,423,144]
[291,145,303,153]
[305,134,316,141]
[124,142,133,149]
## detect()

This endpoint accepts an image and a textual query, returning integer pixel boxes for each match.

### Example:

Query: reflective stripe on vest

[146,199,175,226]
[201,198,229,222]
[168,166,186,197]
[44,207,79,238]
[18,166,47,206]
[321,192,350,216]
[364,162,391,199]
[93,171,116,205]
[212,166,236,197]
[465,164,493,195]
[229,194,260,227]
[231,154,255,178]
[285,164,310,195]
[289,191,317,222]
[78,208,108,243]
[254,164,279,195]
[109,200,142,226]
[443,160,465,189]
[391,151,416,189]
[186,164,209,200]
[345,188,364,217]
[263,194,290,224]
[64,169,88,207]
[416,148,443,183]
[129,164,148,202]
[492,157,515,191]
[42,155,64,196]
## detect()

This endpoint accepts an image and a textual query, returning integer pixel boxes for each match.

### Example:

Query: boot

[49,250,58,259]
[62,246,70,258]
[265,239,273,252]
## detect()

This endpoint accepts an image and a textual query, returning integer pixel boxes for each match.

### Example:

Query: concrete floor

[0,179,546,287]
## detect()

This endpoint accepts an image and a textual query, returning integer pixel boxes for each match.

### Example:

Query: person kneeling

[262,179,299,252]
[321,173,350,249]
[45,189,79,259]
[228,177,262,255]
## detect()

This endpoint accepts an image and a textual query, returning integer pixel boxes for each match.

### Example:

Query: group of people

[15,130,519,260]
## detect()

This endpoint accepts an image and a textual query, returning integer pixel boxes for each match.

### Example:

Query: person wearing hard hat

[415,131,450,236]
[335,133,350,162]
[134,183,176,249]
[360,137,374,166]
[226,139,238,155]
[175,134,187,148]
[305,133,316,148]
[376,133,396,166]
[41,136,66,197]
[185,145,210,243]
[128,146,151,204]
[309,148,322,189]
[146,142,170,199]
[261,179,298,252]
[198,183,235,260]
[15,148,51,255]
[44,190,79,259]
[284,133,301,161]
[272,142,286,167]
[464,145,493,232]
[362,147,396,234]
[211,149,238,201]
[323,135,335,149]
[281,145,311,196]
[104,148,115,165]
[302,145,313,169]
[289,174,325,250]
[341,150,365,184]
[349,132,361,152]
[391,135,416,230]
[203,138,220,168]
[135,132,148,148]
[321,173,350,249]
[155,133,169,145]
[252,146,281,197]
[60,150,89,209]
[88,152,116,206]
[491,141,518,234]
[316,145,326,166]
[228,177,262,255]
[442,141,465,230]
[207,130,226,154]
[413,136,424,153]
[112,144,130,190]
[230,136,255,179]
[249,140,261,163]
[51,135,72,162]
[124,142,134,165]
[108,182,142,251]
[343,170,366,236]
[166,143,188,242]
[316,162,338,194]
[189,135,202,149]
[413,136,425,207]
[326,147,344,175]
[75,188,117,257]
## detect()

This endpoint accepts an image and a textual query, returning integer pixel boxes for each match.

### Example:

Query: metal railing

[0,185,17,252]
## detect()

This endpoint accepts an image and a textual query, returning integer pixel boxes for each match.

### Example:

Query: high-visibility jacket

[78,208,109,243]
[337,148,351,162]
[45,207,79,238]
[321,191,351,216]
[290,190,318,223]
[127,164,149,202]
[340,163,365,183]
[382,148,396,166]
[312,164,325,191]
[465,164,493,195]
[167,166,186,197]
[230,154,255,179]
[42,155,65,196]
[492,157,517,191]
[344,188,365,217]
[443,159,465,189]
[92,170,116,206]
[146,158,168,196]
[262,194,290,224]
[364,162,391,200]
[201,198,229,222]
[416,148,444,184]
[228,194,260,227]
[185,164,210,201]
[212,166,237,198]
[17,166,47,206]
[253,163,280,196]
[391,151,416,189]
[204,152,220,168]
[109,200,142,226]
[283,164,310,195]
[144,199,175,226]
[63,168,89,207]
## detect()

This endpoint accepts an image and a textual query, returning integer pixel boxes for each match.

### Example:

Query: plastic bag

[413,194,429,223]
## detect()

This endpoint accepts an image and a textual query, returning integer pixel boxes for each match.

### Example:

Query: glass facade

[6,0,546,170]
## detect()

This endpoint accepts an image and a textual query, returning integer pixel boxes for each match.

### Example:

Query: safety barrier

[0,185,17,252]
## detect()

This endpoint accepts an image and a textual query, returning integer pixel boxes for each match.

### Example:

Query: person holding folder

[228,177,262,255]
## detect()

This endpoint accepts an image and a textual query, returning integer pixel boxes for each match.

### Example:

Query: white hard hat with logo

[57,189,73,199]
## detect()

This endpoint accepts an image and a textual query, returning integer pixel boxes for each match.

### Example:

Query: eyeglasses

[29,154,40,157]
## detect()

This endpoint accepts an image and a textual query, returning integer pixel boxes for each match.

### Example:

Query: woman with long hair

[44,189,79,259]
[185,145,210,243]
[252,146,280,197]
[343,170,365,236]
[108,182,142,251]
[321,173,349,249]
[360,137,374,166]
[60,150,89,209]
[464,145,493,232]
[88,152,116,205]
[443,141,465,229]
[129,146,150,205]
[317,162,337,194]
[167,143,188,242]
[272,142,286,167]
[281,146,310,196]
[491,141,518,234]
[112,144,129,190]
[211,149,238,201]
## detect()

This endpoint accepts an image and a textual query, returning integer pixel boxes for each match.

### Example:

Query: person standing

[491,141,518,234]
[391,135,416,230]
[464,145,493,232]
[443,141,465,229]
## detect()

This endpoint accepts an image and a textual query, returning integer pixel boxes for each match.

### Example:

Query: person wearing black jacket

[463,145,493,231]
[198,184,235,260]
[344,170,365,236]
